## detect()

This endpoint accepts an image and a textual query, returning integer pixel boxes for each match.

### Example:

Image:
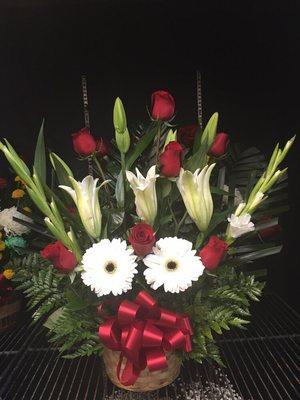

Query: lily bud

[113,97,130,153]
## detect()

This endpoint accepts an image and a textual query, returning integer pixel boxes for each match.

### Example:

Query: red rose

[128,223,156,256]
[177,125,198,148]
[210,132,230,157]
[258,216,282,240]
[151,90,175,121]
[159,141,183,177]
[72,128,96,156]
[96,138,110,157]
[199,235,228,270]
[0,178,8,189]
[41,241,77,273]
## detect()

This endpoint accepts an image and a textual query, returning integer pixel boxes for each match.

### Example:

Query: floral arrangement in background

[0,172,33,305]
[0,89,294,388]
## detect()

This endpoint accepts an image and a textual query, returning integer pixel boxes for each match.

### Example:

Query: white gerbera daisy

[143,237,204,293]
[0,206,32,236]
[81,238,138,296]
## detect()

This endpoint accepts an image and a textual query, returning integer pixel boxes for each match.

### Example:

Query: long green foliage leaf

[34,120,47,183]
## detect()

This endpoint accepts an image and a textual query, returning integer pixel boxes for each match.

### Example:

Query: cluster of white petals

[227,213,255,238]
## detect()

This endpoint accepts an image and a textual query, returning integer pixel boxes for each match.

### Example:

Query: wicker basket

[0,293,22,332]
[103,347,181,392]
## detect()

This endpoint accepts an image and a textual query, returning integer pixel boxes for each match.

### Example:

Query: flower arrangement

[0,89,294,390]
[0,173,32,330]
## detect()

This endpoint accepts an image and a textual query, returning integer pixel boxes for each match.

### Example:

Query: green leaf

[125,123,157,168]
[192,126,202,154]
[49,152,74,186]
[65,291,88,311]
[115,172,124,208]
[238,245,283,261]
[34,120,47,183]
[184,135,209,172]
[201,112,218,149]
[44,307,65,330]
[204,209,232,239]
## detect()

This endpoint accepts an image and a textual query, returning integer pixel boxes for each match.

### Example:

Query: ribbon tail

[116,354,140,387]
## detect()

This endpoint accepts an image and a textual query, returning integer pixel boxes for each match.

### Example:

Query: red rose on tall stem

[96,138,110,157]
[159,141,183,177]
[72,128,97,156]
[199,235,228,270]
[128,223,156,256]
[41,241,77,273]
[210,132,230,157]
[177,125,198,148]
[0,178,8,189]
[151,90,175,121]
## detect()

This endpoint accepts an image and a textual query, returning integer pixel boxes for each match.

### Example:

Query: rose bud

[96,138,110,157]
[41,241,77,273]
[210,132,229,157]
[0,178,8,189]
[199,235,228,270]
[72,128,97,156]
[128,223,156,256]
[151,90,175,121]
[159,141,183,177]
[258,216,282,240]
[177,125,198,148]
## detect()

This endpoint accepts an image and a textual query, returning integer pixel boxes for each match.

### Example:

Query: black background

[0,0,299,309]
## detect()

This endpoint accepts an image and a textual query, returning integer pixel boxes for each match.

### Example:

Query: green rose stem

[155,120,163,166]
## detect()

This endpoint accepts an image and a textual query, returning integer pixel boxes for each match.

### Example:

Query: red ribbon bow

[98,291,193,386]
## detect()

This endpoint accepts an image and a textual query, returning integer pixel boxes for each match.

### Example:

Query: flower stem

[168,197,179,234]
[121,152,126,210]
[175,211,188,236]
[93,157,108,188]
[93,155,114,208]
[155,121,162,166]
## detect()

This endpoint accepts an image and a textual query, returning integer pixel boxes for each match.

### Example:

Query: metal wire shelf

[0,293,299,400]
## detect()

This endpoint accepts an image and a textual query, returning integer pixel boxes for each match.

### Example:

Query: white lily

[126,165,159,226]
[177,164,215,232]
[60,175,103,239]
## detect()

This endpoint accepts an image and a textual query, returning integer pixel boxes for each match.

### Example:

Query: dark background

[0,0,299,309]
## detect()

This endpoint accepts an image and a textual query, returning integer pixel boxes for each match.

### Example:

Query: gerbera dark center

[166,261,178,271]
[105,262,116,273]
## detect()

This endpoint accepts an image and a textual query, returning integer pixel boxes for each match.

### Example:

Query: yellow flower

[0,241,6,251]
[3,269,14,280]
[12,189,25,199]
[23,206,31,213]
